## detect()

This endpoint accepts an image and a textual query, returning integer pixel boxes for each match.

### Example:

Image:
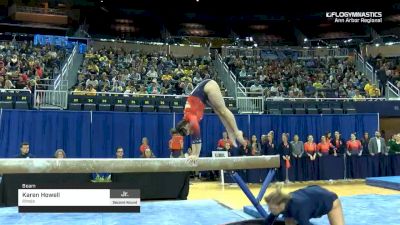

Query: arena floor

[188,179,400,209]
[1,179,399,225]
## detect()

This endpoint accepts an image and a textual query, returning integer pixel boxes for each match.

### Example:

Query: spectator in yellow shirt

[367,84,380,97]
[87,61,99,74]
[161,74,173,81]
[73,84,85,95]
[352,90,365,101]
[313,80,323,89]
[364,80,373,94]
[85,84,97,96]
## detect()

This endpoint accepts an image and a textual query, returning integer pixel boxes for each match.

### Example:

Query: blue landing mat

[366,176,400,191]
[244,194,400,225]
[0,200,250,225]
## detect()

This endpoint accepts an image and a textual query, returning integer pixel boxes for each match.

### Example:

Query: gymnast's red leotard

[183,96,205,143]
[183,79,211,144]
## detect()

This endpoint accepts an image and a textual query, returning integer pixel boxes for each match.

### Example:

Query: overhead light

[304,38,308,42]
[386,42,394,46]
[254,43,258,47]
[375,43,380,47]
[348,39,352,42]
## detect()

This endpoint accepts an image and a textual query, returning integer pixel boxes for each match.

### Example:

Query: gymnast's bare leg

[204,80,246,147]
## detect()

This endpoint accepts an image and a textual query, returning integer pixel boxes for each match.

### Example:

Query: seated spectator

[352,90,365,101]
[317,135,335,156]
[313,79,323,90]
[346,133,362,156]
[4,79,15,89]
[250,81,263,94]
[146,67,158,79]
[304,81,316,97]
[250,134,261,155]
[54,149,66,158]
[169,128,184,158]
[183,79,194,95]
[86,74,99,89]
[332,131,345,156]
[279,133,292,162]
[147,80,160,94]
[110,81,124,93]
[140,137,150,154]
[239,67,247,78]
[73,84,85,95]
[363,80,373,94]
[15,75,28,89]
[304,135,317,160]
[217,131,232,149]
[115,147,124,159]
[141,148,156,158]
[16,142,34,158]
[366,84,380,97]
[87,61,99,74]
[192,73,203,85]
[388,133,400,154]
[86,84,97,96]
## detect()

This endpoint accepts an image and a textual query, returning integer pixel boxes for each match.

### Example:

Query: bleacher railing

[34,80,69,109]
[14,5,66,15]
[54,44,78,90]
[264,97,386,101]
[237,97,264,114]
[355,50,399,99]
[70,91,235,100]
[215,54,246,98]
[387,82,400,100]
[221,46,350,59]
[0,89,31,93]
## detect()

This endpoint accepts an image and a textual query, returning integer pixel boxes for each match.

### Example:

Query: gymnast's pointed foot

[235,130,246,146]
[227,131,238,147]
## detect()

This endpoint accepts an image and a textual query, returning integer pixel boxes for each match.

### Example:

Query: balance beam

[0,156,280,174]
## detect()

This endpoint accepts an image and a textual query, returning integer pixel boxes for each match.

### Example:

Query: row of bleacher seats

[265,101,357,114]
[0,92,31,110]
[0,92,358,115]
[68,95,238,113]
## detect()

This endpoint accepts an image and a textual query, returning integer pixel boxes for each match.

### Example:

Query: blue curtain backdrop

[0,110,378,158]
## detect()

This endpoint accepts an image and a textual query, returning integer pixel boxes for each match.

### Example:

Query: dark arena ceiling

[1,0,399,45]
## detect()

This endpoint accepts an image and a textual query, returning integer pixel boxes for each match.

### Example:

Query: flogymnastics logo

[326,12,383,23]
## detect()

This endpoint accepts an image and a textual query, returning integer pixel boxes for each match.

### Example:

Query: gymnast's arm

[188,116,202,157]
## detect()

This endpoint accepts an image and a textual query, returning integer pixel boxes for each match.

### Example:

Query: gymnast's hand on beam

[186,155,199,166]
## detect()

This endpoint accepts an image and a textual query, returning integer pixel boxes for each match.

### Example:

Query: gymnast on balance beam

[175,79,246,163]
[264,184,345,225]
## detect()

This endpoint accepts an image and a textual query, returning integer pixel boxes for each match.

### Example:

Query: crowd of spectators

[0,40,68,93]
[225,55,381,99]
[72,47,227,97]
[216,130,400,158]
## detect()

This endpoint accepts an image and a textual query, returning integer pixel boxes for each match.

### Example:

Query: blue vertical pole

[256,170,275,202]
[231,171,268,218]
